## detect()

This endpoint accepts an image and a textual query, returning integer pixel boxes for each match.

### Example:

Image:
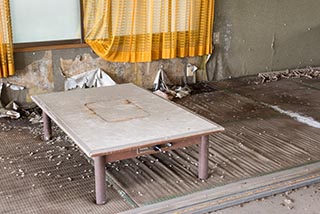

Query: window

[10,0,84,50]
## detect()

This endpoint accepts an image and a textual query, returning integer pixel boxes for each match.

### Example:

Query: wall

[0,48,207,105]
[208,0,320,80]
[2,0,320,104]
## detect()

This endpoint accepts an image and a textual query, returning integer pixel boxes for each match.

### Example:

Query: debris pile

[257,66,320,84]
[27,112,42,124]
[64,68,116,90]
[152,65,192,100]
[0,83,23,119]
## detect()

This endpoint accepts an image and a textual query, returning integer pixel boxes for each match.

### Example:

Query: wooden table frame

[42,112,210,205]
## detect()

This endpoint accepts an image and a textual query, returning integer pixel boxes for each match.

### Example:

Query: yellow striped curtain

[83,0,214,63]
[0,0,14,78]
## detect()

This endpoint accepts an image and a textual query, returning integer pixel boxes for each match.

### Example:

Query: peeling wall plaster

[59,51,208,89]
[4,51,54,102]
[6,47,208,103]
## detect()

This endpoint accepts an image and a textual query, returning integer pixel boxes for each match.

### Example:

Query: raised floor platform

[0,77,320,213]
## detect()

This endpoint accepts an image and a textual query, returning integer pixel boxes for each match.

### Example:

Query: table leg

[94,156,107,205]
[199,135,209,179]
[42,112,52,141]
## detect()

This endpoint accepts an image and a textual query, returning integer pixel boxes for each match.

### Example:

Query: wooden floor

[0,77,320,213]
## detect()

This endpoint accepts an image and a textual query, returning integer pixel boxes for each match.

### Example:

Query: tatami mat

[176,90,281,124]
[1,78,319,212]
[0,119,134,214]
[106,116,320,206]
[230,79,320,121]
[105,79,320,206]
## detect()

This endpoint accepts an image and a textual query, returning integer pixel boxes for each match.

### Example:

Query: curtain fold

[83,0,214,63]
[0,0,14,78]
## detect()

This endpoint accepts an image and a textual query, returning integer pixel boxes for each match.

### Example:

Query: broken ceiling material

[153,66,191,100]
[0,83,21,119]
[175,86,192,99]
[64,68,116,90]
[5,100,19,111]
[153,65,176,100]
[257,66,320,84]
[153,65,171,92]
[6,83,25,91]
[0,103,20,119]
[28,112,42,124]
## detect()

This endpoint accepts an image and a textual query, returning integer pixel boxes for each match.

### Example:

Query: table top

[32,84,224,157]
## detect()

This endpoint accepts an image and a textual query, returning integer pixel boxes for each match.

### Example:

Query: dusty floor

[214,183,320,214]
[0,118,134,214]
[0,76,320,213]
[103,77,320,208]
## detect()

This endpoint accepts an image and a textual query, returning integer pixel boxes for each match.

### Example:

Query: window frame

[13,0,87,53]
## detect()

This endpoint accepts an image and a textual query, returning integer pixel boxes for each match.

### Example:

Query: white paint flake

[268,105,320,128]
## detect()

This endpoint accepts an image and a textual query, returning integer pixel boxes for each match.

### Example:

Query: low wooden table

[31,83,224,205]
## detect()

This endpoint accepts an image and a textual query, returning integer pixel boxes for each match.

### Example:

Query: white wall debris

[0,83,21,119]
[64,68,116,90]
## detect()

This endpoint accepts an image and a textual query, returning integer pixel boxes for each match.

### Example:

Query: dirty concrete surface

[214,183,320,214]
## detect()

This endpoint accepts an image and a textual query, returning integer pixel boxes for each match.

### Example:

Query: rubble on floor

[64,68,116,90]
[257,66,320,84]
[152,65,193,100]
